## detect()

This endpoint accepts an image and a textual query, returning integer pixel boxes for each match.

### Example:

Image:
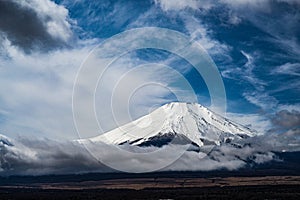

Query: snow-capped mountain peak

[84,102,256,147]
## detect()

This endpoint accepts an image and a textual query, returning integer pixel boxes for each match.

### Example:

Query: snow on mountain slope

[84,102,256,147]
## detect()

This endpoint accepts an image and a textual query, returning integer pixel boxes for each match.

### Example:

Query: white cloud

[278,104,300,112]
[272,63,300,77]
[154,0,199,11]
[240,51,267,90]
[226,112,271,134]
[243,91,278,111]
[220,0,270,10]
[155,0,300,13]
[181,14,231,57]
[0,44,90,139]
[0,29,199,140]
[127,4,231,61]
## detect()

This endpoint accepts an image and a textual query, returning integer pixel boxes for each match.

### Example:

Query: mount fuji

[82,102,256,148]
[2,102,298,175]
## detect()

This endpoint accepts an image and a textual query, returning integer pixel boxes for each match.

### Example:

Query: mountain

[1,104,297,175]
[83,102,256,148]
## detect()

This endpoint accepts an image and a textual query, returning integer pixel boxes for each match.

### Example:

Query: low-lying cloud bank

[0,131,299,176]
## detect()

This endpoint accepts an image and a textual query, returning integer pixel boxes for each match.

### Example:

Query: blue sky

[0,0,299,139]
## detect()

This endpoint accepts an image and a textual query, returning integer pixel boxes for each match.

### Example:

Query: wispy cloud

[0,28,201,139]
[222,50,277,111]
[226,112,271,134]
[154,0,213,11]
[272,63,300,77]
[221,0,300,60]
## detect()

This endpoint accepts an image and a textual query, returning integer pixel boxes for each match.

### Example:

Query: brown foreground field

[0,176,299,199]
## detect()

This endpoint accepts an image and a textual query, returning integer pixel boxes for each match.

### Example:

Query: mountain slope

[84,102,256,147]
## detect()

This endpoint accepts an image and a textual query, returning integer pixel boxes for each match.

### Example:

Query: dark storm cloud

[0,0,69,52]
[272,110,300,129]
[0,138,112,175]
[284,128,300,137]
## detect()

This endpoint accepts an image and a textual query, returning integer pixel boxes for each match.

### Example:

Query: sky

[0,0,299,140]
